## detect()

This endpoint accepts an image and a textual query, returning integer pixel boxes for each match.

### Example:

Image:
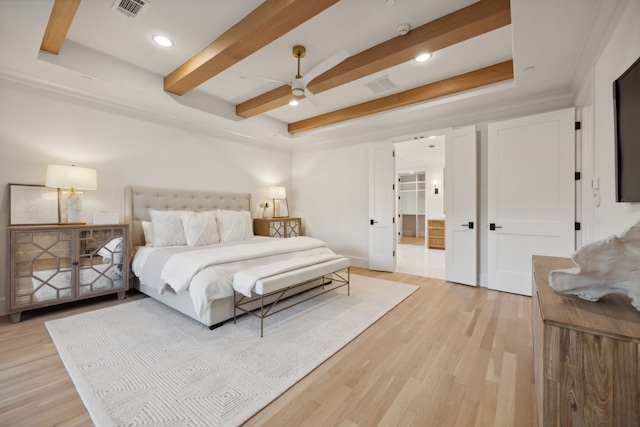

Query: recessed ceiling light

[414,53,432,63]
[152,35,173,47]
[289,99,299,106]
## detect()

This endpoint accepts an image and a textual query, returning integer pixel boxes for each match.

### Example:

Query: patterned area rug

[46,274,418,426]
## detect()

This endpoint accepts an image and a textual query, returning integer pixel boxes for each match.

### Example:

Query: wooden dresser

[532,255,640,427]
[7,224,128,322]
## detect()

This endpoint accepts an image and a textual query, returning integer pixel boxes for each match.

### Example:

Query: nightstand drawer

[253,218,301,238]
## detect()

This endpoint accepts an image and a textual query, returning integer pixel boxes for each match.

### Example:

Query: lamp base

[59,190,84,224]
[272,198,289,218]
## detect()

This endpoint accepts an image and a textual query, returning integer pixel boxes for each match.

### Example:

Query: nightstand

[253,217,301,238]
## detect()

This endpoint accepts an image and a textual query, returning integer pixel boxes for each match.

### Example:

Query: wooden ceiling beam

[236,85,301,118]
[236,0,510,118]
[287,60,513,134]
[307,0,510,94]
[164,0,340,96]
[40,0,82,55]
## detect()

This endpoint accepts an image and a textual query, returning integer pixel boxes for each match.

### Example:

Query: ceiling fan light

[414,53,431,63]
[291,79,305,96]
[289,99,299,106]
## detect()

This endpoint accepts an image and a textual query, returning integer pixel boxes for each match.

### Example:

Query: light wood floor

[0,268,537,427]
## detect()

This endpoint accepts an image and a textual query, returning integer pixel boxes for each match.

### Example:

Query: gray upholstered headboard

[125,186,251,249]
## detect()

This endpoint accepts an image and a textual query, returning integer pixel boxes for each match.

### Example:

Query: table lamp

[269,186,289,218]
[46,164,97,224]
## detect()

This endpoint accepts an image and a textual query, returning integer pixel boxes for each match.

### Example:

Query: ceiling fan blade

[300,49,350,90]
[232,71,289,85]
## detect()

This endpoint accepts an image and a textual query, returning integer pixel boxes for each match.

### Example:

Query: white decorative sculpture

[549,220,640,312]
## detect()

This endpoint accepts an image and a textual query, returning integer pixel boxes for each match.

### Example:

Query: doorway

[395,135,445,279]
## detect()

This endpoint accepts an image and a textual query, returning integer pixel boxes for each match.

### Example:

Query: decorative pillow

[141,221,153,246]
[149,210,187,247]
[181,211,220,246]
[217,210,253,242]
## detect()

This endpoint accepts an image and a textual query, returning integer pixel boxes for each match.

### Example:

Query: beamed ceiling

[0,0,619,146]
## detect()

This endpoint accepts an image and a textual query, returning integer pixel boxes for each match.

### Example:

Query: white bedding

[132,236,337,316]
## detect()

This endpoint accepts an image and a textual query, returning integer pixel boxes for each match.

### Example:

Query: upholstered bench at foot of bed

[233,257,350,337]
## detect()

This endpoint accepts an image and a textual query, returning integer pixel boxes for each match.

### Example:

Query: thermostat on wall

[93,213,120,224]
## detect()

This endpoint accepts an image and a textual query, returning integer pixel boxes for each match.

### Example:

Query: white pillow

[181,211,220,246]
[217,210,253,242]
[141,221,153,246]
[149,210,187,247]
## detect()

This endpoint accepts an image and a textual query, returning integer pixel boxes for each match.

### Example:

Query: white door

[488,108,575,296]
[369,145,396,271]
[445,125,478,286]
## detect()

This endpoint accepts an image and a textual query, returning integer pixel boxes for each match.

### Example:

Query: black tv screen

[614,56,640,202]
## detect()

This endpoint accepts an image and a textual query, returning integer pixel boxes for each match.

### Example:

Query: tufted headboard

[125,186,251,249]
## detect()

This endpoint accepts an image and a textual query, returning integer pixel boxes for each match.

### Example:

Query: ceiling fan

[289,45,349,101]
[235,45,349,104]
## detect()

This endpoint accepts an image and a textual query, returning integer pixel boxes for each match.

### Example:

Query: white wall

[0,79,292,315]
[424,163,444,219]
[588,0,640,240]
[292,142,373,268]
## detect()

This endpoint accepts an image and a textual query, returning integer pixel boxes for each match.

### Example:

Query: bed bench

[233,257,350,336]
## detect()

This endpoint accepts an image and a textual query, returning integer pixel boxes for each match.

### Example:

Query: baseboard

[479,273,488,288]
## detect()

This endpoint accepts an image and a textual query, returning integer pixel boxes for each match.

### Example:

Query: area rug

[46,274,418,426]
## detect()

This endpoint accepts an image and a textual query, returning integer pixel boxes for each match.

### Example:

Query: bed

[125,186,349,329]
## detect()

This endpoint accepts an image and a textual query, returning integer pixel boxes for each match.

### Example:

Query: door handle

[461,221,474,229]
[489,223,502,231]
[370,219,379,225]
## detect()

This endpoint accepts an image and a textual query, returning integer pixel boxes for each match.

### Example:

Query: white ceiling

[396,135,445,172]
[0,0,623,148]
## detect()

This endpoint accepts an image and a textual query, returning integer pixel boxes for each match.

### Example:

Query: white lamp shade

[46,165,97,190]
[269,186,286,199]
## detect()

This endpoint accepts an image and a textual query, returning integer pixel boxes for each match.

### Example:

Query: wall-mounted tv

[614,55,640,202]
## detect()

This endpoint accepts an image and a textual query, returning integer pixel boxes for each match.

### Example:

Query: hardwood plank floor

[0,268,537,426]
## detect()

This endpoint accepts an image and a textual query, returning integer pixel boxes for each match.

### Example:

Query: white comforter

[132,236,336,316]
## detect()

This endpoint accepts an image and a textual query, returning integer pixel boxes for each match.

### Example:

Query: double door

[371,108,575,289]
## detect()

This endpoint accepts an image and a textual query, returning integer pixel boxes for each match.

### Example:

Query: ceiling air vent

[364,76,397,94]
[112,0,150,18]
